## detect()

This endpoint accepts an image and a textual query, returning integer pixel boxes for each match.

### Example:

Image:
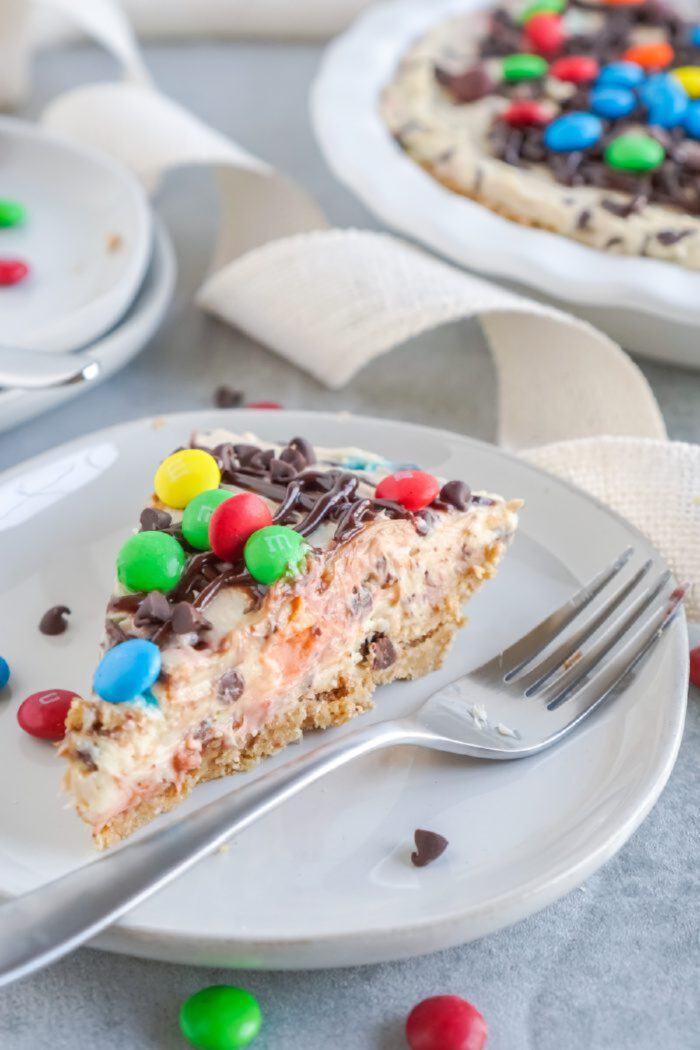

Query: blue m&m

[93,639,161,704]
[691,27,700,48]
[686,102,700,139]
[0,657,9,690]
[590,87,636,119]
[544,112,603,152]
[639,74,688,128]
[596,62,645,90]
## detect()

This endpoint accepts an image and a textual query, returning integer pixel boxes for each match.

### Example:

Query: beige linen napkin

[3,0,698,617]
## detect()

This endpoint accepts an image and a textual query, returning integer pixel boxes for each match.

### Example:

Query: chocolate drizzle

[105,436,475,650]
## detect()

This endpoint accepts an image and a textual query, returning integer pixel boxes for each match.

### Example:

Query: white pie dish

[0,410,687,968]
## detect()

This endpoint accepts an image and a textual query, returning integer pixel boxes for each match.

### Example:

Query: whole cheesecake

[382,0,700,268]
[59,431,520,847]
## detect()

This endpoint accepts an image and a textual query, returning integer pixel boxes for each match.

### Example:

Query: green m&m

[117,530,186,592]
[244,525,307,586]
[180,985,262,1050]
[502,53,549,82]
[0,199,26,228]
[517,0,565,24]
[605,134,666,174]
[182,489,232,550]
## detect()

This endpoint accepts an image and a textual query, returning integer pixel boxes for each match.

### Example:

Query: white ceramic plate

[0,218,175,435]
[312,0,700,338]
[0,117,152,353]
[0,411,687,968]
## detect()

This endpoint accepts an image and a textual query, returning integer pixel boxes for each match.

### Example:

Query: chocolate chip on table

[39,605,71,636]
[139,507,172,532]
[369,634,396,671]
[213,385,244,409]
[218,669,245,703]
[411,829,449,868]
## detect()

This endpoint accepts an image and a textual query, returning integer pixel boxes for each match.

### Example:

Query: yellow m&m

[672,67,700,100]
[154,449,221,509]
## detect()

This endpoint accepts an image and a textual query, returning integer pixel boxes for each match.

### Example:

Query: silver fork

[0,548,685,987]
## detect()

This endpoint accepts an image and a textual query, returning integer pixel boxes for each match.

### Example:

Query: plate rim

[0,115,153,353]
[311,0,700,328]
[0,409,688,967]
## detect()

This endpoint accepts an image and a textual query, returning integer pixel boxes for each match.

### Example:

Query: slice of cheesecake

[60,430,520,847]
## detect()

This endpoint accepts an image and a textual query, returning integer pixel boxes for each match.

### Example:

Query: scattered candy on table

[549,55,599,84]
[0,258,29,286]
[17,689,79,740]
[93,638,161,704]
[182,489,234,550]
[213,385,244,408]
[154,449,221,509]
[405,995,488,1050]
[543,112,603,153]
[117,530,187,592]
[690,646,700,689]
[244,525,307,585]
[605,134,666,173]
[501,53,548,82]
[375,470,440,511]
[38,605,71,636]
[180,985,262,1050]
[209,492,273,562]
[0,199,26,228]
[0,657,9,690]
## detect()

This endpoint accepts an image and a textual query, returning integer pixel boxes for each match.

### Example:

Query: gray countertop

[0,41,698,1050]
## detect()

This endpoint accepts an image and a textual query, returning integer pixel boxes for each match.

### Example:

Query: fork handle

[0,718,421,987]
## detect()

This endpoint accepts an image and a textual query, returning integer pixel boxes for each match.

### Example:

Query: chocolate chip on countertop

[369,634,396,671]
[139,507,172,532]
[218,669,245,704]
[411,829,449,868]
[213,385,244,409]
[39,605,71,636]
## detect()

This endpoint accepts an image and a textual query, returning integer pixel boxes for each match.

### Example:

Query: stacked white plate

[0,117,176,433]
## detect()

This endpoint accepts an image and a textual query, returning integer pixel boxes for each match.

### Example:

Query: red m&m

[209,493,273,562]
[502,100,551,127]
[690,645,700,689]
[375,470,440,511]
[524,13,565,58]
[406,995,488,1050]
[550,55,600,83]
[0,258,29,287]
[17,689,79,740]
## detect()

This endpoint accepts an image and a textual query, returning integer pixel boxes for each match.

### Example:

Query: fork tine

[502,546,635,680]
[545,569,671,710]
[544,584,687,738]
[523,559,653,696]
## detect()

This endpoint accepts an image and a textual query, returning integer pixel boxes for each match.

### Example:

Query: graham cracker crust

[93,619,457,849]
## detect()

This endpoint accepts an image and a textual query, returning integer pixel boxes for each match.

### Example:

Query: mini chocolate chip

[218,669,245,704]
[171,602,213,635]
[349,586,373,616]
[270,458,297,483]
[140,507,172,532]
[75,748,98,772]
[439,480,471,510]
[39,605,70,636]
[411,829,449,868]
[657,229,693,246]
[104,618,130,647]
[369,634,396,671]
[287,436,316,466]
[134,591,172,627]
[575,208,592,230]
[435,64,493,103]
[213,385,244,409]
[605,236,624,249]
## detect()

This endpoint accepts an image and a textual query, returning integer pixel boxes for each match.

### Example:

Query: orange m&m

[623,42,674,71]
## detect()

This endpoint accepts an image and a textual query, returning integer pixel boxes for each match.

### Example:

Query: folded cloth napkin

[3,0,699,618]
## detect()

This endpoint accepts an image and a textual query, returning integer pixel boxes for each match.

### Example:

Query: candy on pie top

[59,431,521,847]
[382,0,700,268]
